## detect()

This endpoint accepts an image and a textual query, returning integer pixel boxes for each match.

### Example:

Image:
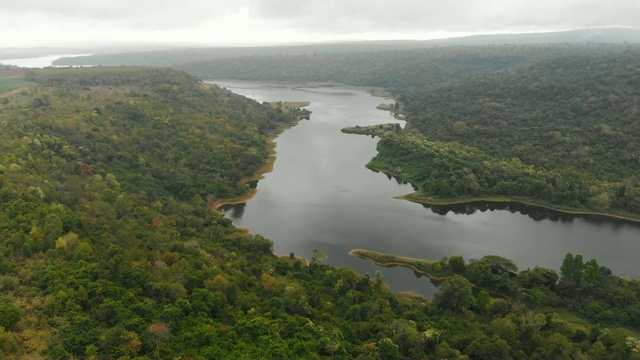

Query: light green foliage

[0,75,36,94]
[432,262,442,272]
[311,248,327,265]
[0,327,18,354]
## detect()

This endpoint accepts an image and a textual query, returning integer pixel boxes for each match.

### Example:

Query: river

[0,54,91,68]
[209,80,640,297]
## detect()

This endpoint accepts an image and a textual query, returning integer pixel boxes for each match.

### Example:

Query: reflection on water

[371,169,417,188]
[224,203,247,219]
[427,201,640,228]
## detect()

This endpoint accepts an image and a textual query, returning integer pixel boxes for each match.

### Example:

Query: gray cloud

[3,0,640,46]
[248,0,640,34]
[2,0,241,30]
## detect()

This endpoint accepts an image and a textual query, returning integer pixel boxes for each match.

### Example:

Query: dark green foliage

[370,132,639,214]
[0,300,20,329]
[433,275,475,313]
[173,44,633,89]
[402,50,640,182]
[397,49,640,215]
[448,255,466,273]
[0,66,638,359]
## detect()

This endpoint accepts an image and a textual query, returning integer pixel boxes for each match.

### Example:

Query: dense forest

[0,61,639,358]
[155,43,640,218]
[368,133,640,215]
[172,44,636,89]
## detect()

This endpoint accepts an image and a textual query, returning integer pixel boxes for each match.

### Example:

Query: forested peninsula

[1,46,639,358]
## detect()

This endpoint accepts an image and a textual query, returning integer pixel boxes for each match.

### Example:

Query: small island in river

[341,123,401,137]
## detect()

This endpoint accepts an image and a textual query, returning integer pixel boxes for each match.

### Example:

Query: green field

[0,76,36,93]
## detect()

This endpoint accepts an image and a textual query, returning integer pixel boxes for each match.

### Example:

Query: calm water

[0,54,91,68]
[210,80,640,297]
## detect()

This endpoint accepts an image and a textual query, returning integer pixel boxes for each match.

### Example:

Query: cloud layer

[248,0,640,33]
[3,0,640,46]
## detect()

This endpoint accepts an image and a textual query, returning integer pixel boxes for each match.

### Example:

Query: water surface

[211,80,640,297]
[0,54,91,68]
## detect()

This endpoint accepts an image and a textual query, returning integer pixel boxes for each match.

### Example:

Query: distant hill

[51,28,640,67]
[429,27,640,45]
[173,43,636,89]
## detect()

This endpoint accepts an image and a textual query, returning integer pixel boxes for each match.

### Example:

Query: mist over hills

[47,28,640,68]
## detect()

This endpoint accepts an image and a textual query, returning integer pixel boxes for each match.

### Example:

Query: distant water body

[0,54,91,68]
[210,80,640,297]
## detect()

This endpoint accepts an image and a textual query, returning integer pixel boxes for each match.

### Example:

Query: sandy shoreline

[212,108,309,211]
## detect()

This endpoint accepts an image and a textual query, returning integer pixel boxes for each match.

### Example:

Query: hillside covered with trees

[0,66,639,359]
[159,43,640,218]
[385,48,640,216]
[173,44,632,89]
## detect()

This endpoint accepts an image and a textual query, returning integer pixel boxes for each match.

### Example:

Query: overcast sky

[3,0,640,47]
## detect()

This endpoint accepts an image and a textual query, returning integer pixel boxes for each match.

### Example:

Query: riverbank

[399,191,640,224]
[366,164,640,224]
[350,249,515,305]
[340,123,401,137]
[349,249,452,281]
[269,101,310,112]
[212,101,310,210]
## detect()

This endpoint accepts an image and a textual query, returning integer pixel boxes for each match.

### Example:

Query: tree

[531,332,574,359]
[378,338,401,360]
[584,258,602,284]
[434,275,475,313]
[517,267,558,290]
[390,319,423,357]
[560,252,585,285]
[311,248,327,265]
[466,335,511,360]
[100,326,142,358]
[373,270,385,292]
[0,300,20,329]
[475,290,492,314]
[449,255,466,273]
